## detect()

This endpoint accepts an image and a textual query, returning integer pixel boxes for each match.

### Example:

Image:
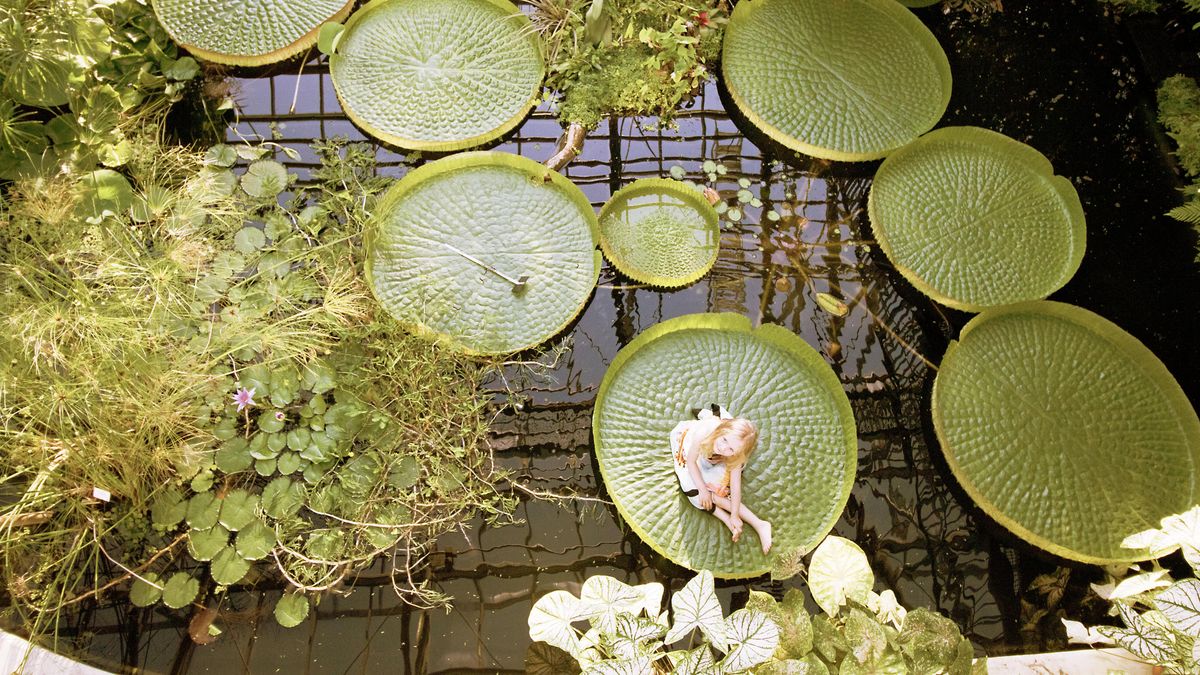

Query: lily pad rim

[931,300,1200,564]
[363,150,601,356]
[867,126,1087,312]
[158,0,356,66]
[720,0,953,162]
[598,177,721,289]
[591,312,857,578]
[330,0,545,152]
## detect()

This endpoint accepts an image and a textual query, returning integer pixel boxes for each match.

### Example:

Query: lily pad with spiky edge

[329,0,544,152]
[152,0,355,66]
[366,152,600,355]
[868,127,1086,311]
[722,0,951,161]
[598,179,719,288]
[592,313,856,578]
[932,301,1200,563]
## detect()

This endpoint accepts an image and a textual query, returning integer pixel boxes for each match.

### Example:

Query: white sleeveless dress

[670,406,733,509]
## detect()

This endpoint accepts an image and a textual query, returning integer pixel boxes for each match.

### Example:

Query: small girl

[670,405,773,554]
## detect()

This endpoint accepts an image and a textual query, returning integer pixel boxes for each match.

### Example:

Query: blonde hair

[698,418,759,478]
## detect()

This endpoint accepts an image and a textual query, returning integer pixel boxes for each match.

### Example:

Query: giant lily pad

[592,313,856,577]
[152,0,354,66]
[722,0,951,161]
[598,179,719,288]
[366,152,600,355]
[329,0,544,152]
[868,127,1086,311]
[932,301,1200,563]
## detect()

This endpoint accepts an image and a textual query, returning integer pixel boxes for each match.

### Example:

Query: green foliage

[526,571,778,673]
[1079,506,1200,674]
[0,0,202,179]
[1157,75,1200,251]
[531,0,725,128]
[750,536,985,675]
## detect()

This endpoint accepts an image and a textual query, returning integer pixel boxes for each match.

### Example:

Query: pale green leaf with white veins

[722,0,951,161]
[933,301,1200,563]
[869,127,1086,311]
[593,314,856,578]
[152,0,354,66]
[330,0,544,151]
[367,152,599,355]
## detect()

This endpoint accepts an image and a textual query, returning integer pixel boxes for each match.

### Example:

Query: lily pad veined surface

[152,0,354,66]
[366,152,599,355]
[721,0,951,161]
[598,179,719,288]
[330,0,544,152]
[932,301,1200,563]
[868,127,1086,312]
[593,313,857,578]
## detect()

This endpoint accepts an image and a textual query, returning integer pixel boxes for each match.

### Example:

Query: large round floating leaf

[598,179,719,288]
[329,0,544,152]
[868,127,1086,312]
[722,0,951,161]
[152,0,355,66]
[592,313,857,578]
[932,301,1200,563]
[367,152,600,355]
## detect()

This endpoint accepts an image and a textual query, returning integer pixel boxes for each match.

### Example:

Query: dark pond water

[60,0,1199,672]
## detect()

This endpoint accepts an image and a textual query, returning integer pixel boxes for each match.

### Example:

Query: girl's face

[713,434,740,459]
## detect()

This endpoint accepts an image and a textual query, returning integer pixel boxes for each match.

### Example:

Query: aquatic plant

[592,313,856,578]
[1069,506,1200,673]
[152,0,354,66]
[748,536,986,674]
[367,151,600,355]
[932,301,1200,563]
[531,0,725,129]
[324,0,544,152]
[0,0,200,179]
[867,126,1086,311]
[721,0,952,161]
[598,178,719,288]
[526,570,779,673]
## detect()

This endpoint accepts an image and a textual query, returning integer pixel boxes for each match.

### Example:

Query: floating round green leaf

[162,572,200,609]
[722,0,951,161]
[186,491,220,530]
[218,489,259,531]
[235,520,277,560]
[598,179,720,288]
[932,301,1200,563]
[274,593,310,628]
[188,525,230,562]
[240,160,290,199]
[211,546,251,585]
[367,152,599,355]
[868,127,1086,311]
[129,573,163,607]
[152,0,355,66]
[329,0,544,152]
[151,488,187,529]
[592,313,856,577]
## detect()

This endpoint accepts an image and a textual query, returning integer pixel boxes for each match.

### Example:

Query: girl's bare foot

[758,521,772,555]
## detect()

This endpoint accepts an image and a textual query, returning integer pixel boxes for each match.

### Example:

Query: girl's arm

[686,445,712,509]
[728,466,744,524]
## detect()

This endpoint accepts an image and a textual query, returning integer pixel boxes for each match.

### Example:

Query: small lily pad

[186,491,221,530]
[151,488,187,528]
[241,160,290,199]
[262,477,305,518]
[235,520,277,560]
[274,593,310,628]
[188,526,230,562]
[218,489,259,531]
[234,226,267,254]
[216,437,253,474]
[162,572,200,609]
[598,178,720,288]
[130,573,163,607]
[210,546,251,585]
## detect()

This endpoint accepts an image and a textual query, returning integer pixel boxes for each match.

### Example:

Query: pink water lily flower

[232,387,256,412]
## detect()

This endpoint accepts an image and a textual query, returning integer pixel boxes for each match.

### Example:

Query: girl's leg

[710,506,742,542]
[712,496,773,554]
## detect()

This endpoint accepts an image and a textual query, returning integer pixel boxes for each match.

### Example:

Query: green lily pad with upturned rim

[329,0,544,152]
[592,313,857,578]
[366,151,600,356]
[721,0,951,161]
[152,0,355,66]
[868,126,1086,312]
[598,179,720,288]
[932,301,1200,564]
